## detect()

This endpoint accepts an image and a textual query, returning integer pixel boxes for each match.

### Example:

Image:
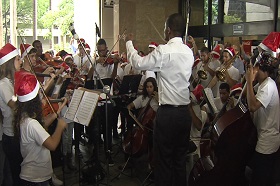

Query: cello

[122,97,156,157]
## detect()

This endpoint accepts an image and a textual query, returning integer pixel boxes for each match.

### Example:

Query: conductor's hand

[125,33,134,42]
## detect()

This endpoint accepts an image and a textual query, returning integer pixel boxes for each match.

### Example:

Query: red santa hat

[85,43,91,52]
[192,57,201,69]
[13,70,40,102]
[20,43,34,60]
[230,83,242,96]
[190,84,204,103]
[78,38,86,44]
[224,47,235,57]
[148,42,158,49]
[63,54,73,61]
[258,32,280,58]
[0,43,19,65]
[211,45,222,59]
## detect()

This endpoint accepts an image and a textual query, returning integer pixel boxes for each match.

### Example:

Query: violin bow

[184,0,191,44]
[16,28,58,117]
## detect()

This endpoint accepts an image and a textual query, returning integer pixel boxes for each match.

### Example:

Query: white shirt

[126,37,194,105]
[190,104,207,157]
[213,65,240,97]
[203,97,237,114]
[192,59,220,88]
[94,63,114,79]
[139,71,156,87]
[133,95,159,112]
[0,78,14,136]
[20,118,52,182]
[253,77,280,154]
[123,63,141,76]
[73,54,92,75]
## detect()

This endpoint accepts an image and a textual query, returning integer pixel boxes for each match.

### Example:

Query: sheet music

[74,91,99,126]
[64,89,84,121]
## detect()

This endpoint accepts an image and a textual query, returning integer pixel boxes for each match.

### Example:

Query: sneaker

[108,156,115,167]
[51,174,63,186]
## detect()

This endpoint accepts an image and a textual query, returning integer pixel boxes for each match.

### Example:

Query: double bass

[189,101,257,185]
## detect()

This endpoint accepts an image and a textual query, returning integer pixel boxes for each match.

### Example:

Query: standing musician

[208,47,240,97]
[126,13,194,186]
[20,43,58,95]
[73,41,92,79]
[192,46,221,89]
[0,43,23,186]
[13,70,67,186]
[246,53,280,186]
[20,43,68,185]
[95,38,123,166]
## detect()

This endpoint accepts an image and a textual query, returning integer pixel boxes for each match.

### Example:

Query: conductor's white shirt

[126,37,194,105]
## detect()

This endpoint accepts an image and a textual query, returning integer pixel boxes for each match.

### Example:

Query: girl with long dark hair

[13,71,67,186]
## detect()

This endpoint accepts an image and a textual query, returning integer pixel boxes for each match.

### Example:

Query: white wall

[74,0,100,54]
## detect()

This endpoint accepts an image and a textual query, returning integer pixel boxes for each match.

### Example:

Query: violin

[41,98,64,117]
[44,53,64,66]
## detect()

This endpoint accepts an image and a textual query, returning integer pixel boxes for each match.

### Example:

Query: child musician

[13,70,67,186]
[0,43,23,185]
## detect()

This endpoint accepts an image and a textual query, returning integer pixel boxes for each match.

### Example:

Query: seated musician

[127,77,159,113]
[202,82,237,115]
[245,52,280,186]
[187,85,208,182]
[126,77,159,173]
[13,70,67,186]
[207,47,240,97]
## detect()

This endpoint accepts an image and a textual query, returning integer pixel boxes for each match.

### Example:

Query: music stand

[118,75,142,95]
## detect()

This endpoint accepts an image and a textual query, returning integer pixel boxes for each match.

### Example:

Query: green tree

[204,0,219,25]
[224,14,242,23]
[41,0,74,36]
[2,0,49,29]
